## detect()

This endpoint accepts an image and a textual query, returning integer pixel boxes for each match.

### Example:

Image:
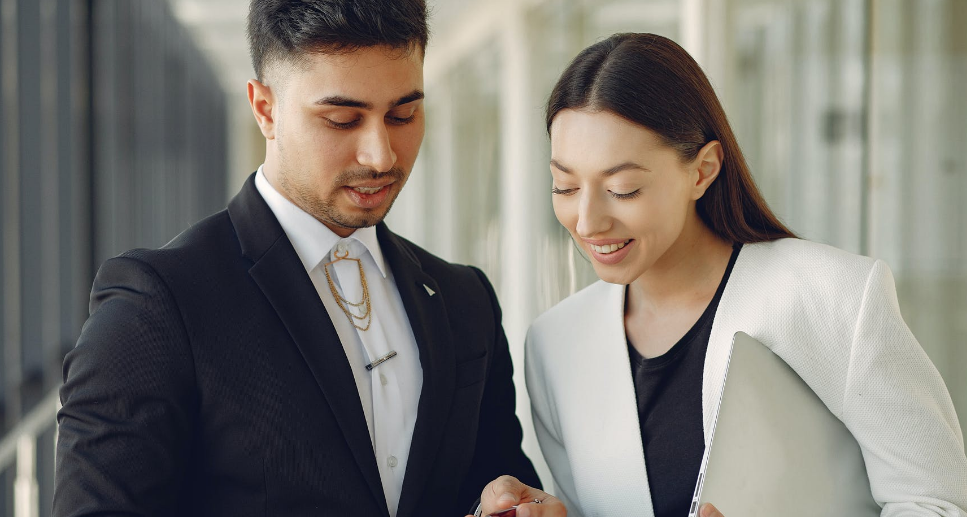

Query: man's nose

[356,122,397,173]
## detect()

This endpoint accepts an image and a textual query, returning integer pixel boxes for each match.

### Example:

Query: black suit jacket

[54,175,539,517]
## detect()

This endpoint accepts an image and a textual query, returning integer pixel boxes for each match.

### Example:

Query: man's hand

[700,503,725,517]
[465,475,566,517]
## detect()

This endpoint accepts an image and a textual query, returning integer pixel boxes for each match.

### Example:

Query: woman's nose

[575,191,611,237]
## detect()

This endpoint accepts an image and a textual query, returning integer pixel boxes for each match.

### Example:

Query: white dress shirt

[255,166,422,517]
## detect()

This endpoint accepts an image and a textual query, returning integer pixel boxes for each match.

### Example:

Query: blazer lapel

[563,282,655,517]
[703,243,755,439]
[376,225,456,517]
[228,175,387,515]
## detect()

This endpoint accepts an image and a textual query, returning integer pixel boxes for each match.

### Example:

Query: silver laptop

[686,332,880,517]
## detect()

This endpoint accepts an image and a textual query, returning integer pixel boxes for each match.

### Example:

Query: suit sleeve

[842,260,967,516]
[54,256,198,517]
[457,267,541,509]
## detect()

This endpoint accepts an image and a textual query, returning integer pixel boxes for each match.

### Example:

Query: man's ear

[690,140,724,200]
[248,79,276,140]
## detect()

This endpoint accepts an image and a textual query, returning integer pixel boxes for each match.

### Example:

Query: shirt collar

[254,165,388,278]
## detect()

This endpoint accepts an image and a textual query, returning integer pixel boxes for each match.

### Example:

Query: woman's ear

[247,79,277,139]
[691,140,724,200]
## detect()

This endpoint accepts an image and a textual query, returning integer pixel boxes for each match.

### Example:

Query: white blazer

[525,238,967,517]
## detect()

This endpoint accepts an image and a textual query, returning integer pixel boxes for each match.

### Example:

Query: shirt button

[387,455,398,468]
[336,241,348,255]
[379,373,388,386]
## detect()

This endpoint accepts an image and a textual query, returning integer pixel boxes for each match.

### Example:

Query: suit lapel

[376,225,456,517]
[228,175,387,515]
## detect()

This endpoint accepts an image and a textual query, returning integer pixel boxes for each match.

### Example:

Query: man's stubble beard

[280,163,408,232]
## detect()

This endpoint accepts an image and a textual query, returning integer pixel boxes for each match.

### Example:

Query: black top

[627,243,741,517]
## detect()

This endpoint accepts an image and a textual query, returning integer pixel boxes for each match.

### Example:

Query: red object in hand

[489,506,520,517]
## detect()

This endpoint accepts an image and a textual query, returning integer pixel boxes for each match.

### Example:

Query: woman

[524,33,967,517]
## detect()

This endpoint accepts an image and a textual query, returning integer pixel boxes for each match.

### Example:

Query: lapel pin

[423,284,436,297]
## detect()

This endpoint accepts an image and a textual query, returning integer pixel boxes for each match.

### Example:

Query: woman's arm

[843,260,967,516]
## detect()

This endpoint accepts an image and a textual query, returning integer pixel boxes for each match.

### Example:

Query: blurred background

[0,0,964,514]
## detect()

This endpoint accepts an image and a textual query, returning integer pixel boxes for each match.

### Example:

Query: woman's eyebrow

[550,159,649,176]
[601,162,650,176]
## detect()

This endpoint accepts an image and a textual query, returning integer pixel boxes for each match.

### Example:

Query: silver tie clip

[366,350,398,371]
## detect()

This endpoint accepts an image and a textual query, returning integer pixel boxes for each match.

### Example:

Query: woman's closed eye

[552,186,641,199]
[551,186,577,195]
[610,189,641,200]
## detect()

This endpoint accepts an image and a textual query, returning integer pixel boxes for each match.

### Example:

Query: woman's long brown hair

[546,33,795,243]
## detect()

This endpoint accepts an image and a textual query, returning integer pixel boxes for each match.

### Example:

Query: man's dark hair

[247,0,429,82]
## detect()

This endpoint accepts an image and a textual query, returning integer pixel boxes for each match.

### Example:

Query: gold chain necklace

[323,249,372,331]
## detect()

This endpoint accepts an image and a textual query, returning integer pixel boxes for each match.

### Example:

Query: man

[53,1,561,516]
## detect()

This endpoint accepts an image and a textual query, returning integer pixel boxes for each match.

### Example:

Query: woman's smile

[584,238,635,265]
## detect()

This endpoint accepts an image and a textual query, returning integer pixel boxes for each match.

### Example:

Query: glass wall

[867,0,967,429]
[717,0,967,436]
[721,0,868,253]
[392,0,967,487]
[1,0,92,432]
[0,0,230,513]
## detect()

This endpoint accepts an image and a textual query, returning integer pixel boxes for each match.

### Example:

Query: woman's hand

[465,475,567,517]
[700,503,725,517]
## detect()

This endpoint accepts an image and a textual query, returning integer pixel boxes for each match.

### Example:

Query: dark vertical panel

[142,1,165,244]
[56,0,73,367]
[17,0,45,413]
[0,468,11,517]
[37,427,56,517]
[91,0,117,266]
[185,47,203,225]
[132,0,150,245]
[0,0,8,420]
[164,19,186,233]
[0,0,22,430]
[114,0,135,256]
[56,0,92,363]
[93,0,136,264]
[37,0,62,404]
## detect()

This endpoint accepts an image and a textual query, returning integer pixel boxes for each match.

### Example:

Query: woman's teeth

[590,241,630,254]
[352,186,382,194]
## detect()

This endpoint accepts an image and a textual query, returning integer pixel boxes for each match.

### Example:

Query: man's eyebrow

[550,159,649,176]
[314,96,371,109]
[313,90,425,110]
[390,90,424,108]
